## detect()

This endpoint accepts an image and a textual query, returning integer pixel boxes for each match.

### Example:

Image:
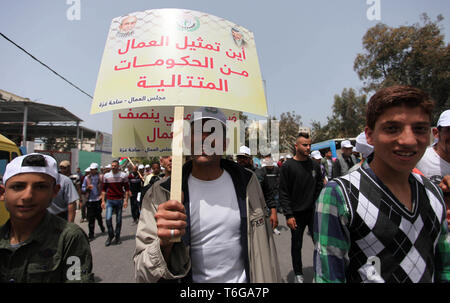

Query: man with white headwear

[416,110,450,184]
[82,163,106,241]
[348,132,374,174]
[332,140,358,178]
[416,110,450,228]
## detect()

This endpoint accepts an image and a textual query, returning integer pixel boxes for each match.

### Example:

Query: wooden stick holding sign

[169,106,185,243]
[125,156,144,182]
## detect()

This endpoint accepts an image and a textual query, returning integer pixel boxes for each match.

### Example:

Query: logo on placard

[177,14,200,32]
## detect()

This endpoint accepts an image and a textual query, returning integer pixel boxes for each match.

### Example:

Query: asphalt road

[75,207,315,283]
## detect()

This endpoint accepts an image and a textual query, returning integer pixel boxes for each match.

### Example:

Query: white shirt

[188,170,247,283]
[416,146,450,183]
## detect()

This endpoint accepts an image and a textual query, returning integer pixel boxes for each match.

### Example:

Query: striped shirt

[102,171,130,200]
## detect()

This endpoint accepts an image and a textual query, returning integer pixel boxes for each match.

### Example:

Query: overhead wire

[0,32,93,99]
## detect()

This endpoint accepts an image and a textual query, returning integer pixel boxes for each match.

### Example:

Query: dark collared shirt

[0,211,94,283]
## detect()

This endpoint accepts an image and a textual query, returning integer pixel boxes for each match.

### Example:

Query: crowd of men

[0,86,449,283]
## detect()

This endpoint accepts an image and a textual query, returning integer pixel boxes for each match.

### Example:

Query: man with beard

[279,132,324,283]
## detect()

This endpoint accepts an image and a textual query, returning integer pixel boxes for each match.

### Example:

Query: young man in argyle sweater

[314,86,450,283]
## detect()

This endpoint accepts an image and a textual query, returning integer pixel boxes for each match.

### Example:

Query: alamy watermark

[176,116,280,158]
[366,0,381,21]
[66,0,81,21]
[66,256,81,281]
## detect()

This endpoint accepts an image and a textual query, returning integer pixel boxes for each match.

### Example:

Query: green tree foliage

[275,111,302,154]
[311,88,367,141]
[354,14,450,123]
[311,120,330,143]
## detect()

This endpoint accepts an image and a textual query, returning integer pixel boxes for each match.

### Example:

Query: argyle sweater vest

[335,167,446,283]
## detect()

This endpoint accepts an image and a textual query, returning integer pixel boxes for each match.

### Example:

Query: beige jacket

[134,159,281,283]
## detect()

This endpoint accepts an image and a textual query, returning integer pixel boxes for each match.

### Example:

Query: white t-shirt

[416,146,450,183]
[188,170,247,283]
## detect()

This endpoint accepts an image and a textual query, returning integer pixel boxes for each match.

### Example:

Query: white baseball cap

[311,150,322,160]
[341,140,353,149]
[89,162,99,170]
[145,164,150,168]
[355,132,374,158]
[85,167,90,172]
[437,110,450,128]
[3,153,59,184]
[238,145,251,156]
[138,164,144,169]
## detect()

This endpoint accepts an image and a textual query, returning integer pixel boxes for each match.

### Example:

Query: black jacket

[255,166,280,209]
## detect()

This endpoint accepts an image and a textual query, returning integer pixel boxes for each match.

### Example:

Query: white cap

[311,150,322,160]
[85,167,90,172]
[3,153,59,184]
[239,145,251,156]
[89,162,99,170]
[192,107,227,125]
[355,132,374,158]
[341,140,353,149]
[437,110,450,128]
[286,154,292,159]
[145,164,150,168]
[138,164,144,169]
[106,164,111,169]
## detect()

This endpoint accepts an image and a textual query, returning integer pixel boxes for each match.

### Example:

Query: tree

[311,120,330,143]
[311,88,366,141]
[275,111,302,154]
[354,14,450,123]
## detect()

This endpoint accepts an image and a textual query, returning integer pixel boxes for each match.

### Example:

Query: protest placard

[91,8,267,117]
[112,106,240,157]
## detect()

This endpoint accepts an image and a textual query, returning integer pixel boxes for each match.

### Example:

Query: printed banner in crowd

[112,106,240,157]
[91,8,267,117]
[94,131,112,153]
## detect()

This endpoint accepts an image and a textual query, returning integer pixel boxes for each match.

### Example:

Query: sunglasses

[59,166,69,169]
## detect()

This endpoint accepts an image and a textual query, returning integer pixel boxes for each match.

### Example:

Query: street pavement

[75,207,315,283]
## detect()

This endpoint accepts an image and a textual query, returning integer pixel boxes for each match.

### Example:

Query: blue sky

[1,0,448,134]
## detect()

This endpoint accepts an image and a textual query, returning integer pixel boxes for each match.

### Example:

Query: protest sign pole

[169,106,184,242]
[125,156,144,181]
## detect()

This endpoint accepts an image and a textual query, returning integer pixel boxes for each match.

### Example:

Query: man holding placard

[134,107,280,283]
